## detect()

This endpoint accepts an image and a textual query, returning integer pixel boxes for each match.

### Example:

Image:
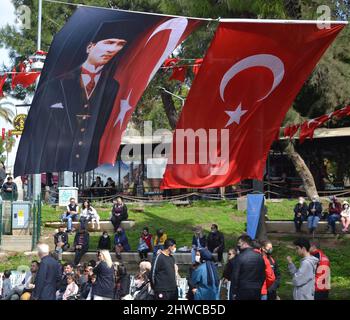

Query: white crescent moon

[145,17,188,85]
[219,54,285,102]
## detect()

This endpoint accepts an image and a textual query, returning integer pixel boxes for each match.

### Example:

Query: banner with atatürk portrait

[14,7,201,177]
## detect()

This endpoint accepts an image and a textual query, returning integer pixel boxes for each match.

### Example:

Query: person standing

[91,250,115,300]
[54,225,70,261]
[207,224,225,265]
[293,197,308,232]
[61,197,79,233]
[261,240,281,300]
[110,197,128,232]
[287,238,319,300]
[307,195,323,234]
[230,235,265,300]
[310,240,331,300]
[327,196,342,235]
[32,243,61,300]
[73,229,90,266]
[151,239,178,300]
[191,249,220,300]
[1,176,18,200]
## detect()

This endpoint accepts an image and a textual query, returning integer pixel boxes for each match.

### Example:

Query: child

[62,274,79,300]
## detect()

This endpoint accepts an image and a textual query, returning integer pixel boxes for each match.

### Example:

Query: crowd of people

[0,233,331,301]
[293,195,350,235]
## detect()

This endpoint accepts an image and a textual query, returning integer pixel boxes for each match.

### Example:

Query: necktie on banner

[161,22,345,189]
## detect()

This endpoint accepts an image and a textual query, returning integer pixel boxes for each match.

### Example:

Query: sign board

[58,187,78,207]
[12,114,27,135]
[246,194,265,239]
[12,201,31,229]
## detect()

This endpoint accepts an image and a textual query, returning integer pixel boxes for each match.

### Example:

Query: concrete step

[266,220,344,233]
[0,235,32,252]
[268,232,350,239]
[45,220,136,232]
[62,251,218,265]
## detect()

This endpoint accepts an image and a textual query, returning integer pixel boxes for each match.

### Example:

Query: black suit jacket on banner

[15,65,119,174]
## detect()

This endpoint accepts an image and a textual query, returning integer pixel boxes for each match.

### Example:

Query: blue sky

[0,0,16,68]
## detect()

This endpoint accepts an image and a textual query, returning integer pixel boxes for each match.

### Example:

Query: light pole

[32,0,43,201]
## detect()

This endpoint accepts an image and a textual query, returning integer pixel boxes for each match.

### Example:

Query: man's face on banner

[86,38,127,67]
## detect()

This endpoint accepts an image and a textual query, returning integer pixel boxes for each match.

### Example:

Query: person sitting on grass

[153,228,167,256]
[61,197,79,233]
[97,231,111,251]
[80,200,100,230]
[62,274,79,300]
[340,200,350,232]
[73,228,90,267]
[54,225,70,261]
[114,227,131,259]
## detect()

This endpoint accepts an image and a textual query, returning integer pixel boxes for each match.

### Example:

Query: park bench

[265,220,350,238]
[45,220,136,232]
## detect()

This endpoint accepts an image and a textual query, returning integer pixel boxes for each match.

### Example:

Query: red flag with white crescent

[98,17,201,165]
[161,22,345,189]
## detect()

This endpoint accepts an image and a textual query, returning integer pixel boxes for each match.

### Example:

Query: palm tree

[0,100,15,124]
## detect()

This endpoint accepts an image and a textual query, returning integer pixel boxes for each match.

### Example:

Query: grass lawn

[2,199,350,299]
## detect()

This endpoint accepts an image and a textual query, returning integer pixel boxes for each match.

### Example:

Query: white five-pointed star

[224,104,248,128]
[114,91,133,128]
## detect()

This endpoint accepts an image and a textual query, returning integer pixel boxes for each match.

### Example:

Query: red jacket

[254,249,276,295]
[311,249,331,292]
[141,234,153,251]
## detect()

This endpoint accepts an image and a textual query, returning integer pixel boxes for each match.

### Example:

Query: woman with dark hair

[80,200,100,230]
[190,249,220,300]
[114,263,130,300]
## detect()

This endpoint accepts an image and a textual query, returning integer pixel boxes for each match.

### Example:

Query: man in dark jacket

[307,195,323,234]
[207,224,225,263]
[54,225,70,261]
[151,238,178,300]
[32,243,61,300]
[293,197,308,232]
[73,229,90,266]
[327,195,342,235]
[230,235,266,300]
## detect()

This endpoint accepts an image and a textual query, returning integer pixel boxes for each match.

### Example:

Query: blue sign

[247,194,265,239]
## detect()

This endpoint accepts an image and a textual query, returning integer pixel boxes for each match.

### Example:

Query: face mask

[103,235,108,238]
[345,205,349,209]
[299,200,303,204]
[266,249,273,255]
[171,248,176,254]
[312,199,316,203]
[195,256,201,263]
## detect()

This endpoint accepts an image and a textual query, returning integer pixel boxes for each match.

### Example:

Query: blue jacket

[114,232,131,251]
[191,262,219,300]
[32,255,61,300]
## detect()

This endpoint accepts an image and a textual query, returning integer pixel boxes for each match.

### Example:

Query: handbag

[137,240,149,252]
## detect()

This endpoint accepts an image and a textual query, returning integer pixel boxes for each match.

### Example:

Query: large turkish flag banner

[162,22,345,189]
